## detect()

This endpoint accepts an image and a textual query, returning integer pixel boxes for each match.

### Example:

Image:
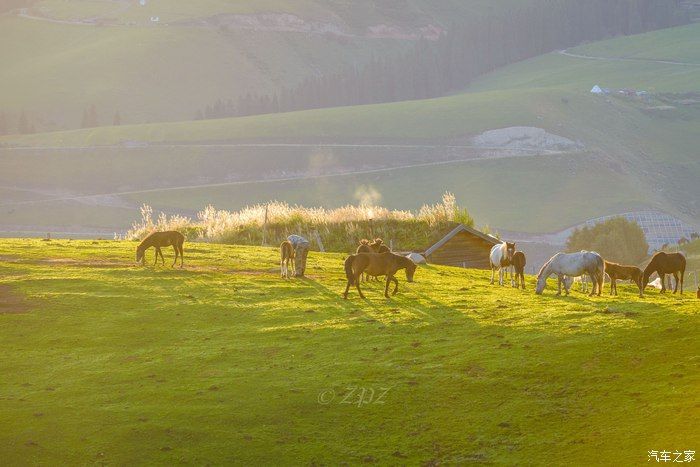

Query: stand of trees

[198,0,687,120]
[567,217,649,265]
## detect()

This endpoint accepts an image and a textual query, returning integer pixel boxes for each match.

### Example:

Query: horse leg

[660,274,666,293]
[490,265,495,285]
[153,248,158,266]
[356,274,365,299]
[392,276,399,296]
[520,272,526,290]
[637,278,644,298]
[680,268,684,294]
[172,245,178,268]
[179,243,184,268]
[588,274,596,297]
[499,268,504,286]
[343,277,352,299]
[384,276,392,298]
[556,275,562,296]
[672,272,680,294]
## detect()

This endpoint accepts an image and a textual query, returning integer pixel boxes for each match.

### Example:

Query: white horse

[489,242,516,286]
[536,251,605,296]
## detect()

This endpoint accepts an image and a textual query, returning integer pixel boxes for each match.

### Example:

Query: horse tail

[345,255,356,286]
[596,254,605,285]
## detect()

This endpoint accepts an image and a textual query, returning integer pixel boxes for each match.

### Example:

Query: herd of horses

[135,231,693,300]
[488,241,687,298]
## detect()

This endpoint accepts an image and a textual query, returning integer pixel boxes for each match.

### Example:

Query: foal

[136,231,185,268]
[604,261,644,297]
[280,240,295,279]
[511,251,526,289]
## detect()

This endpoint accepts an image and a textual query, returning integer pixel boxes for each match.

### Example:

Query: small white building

[590,85,604,94]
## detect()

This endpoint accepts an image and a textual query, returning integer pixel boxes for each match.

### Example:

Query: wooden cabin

[423,224,500,269]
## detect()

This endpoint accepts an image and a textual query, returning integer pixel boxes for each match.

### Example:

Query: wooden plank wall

[426,231,494,269]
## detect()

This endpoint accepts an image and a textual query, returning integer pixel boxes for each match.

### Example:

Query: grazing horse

[280,240,295,279]
[490,242,516,286]
[343,252,417,299]
[511,251,526,289]
[136,231,185,268]
[643,252,686,294]
[605,261,644,297]
[536,251,604,296]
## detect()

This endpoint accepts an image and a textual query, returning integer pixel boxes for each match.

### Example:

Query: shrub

[566,217,649,265]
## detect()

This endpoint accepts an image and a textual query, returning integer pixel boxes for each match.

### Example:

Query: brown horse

[280,240,295,279]
[370,238,390,254]
[136,231,184,268]
[511,251,526,289]
[643,252,686,294]
[604,261,644,297]
[356,239,373,282]
[343,252,417,299]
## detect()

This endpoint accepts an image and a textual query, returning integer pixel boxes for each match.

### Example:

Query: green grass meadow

[0,239,697,464]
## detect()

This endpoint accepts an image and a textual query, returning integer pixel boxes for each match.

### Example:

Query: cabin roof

[424,224,500,257]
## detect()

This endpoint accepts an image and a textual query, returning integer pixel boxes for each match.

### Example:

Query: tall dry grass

[126,193,478,252]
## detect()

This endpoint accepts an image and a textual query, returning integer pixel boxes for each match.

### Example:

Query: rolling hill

[1,22,699,237]
[0,239,697,464]
[0,0,685,132]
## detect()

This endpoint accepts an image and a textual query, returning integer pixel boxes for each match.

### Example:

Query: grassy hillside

[5,21,699,146]
[0,0,530,130]
[0,14,405,129]
[2,23,699,235]
[0,239,697,464]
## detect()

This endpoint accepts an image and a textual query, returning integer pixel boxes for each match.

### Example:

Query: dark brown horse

[136,231,184,268]
[605,261,644,297]
[343,252,417,299]
[511,251,526,289]
[280,240,295,279]
[643,252,686,294]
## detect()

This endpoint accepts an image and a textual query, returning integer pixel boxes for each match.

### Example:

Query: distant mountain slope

[1,19,698,237]
[0,0,685,132]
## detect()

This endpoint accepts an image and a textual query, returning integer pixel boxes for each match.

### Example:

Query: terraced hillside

[0,239,697,464]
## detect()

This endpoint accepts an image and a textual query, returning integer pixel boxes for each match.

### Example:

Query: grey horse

[536,251,605,296]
